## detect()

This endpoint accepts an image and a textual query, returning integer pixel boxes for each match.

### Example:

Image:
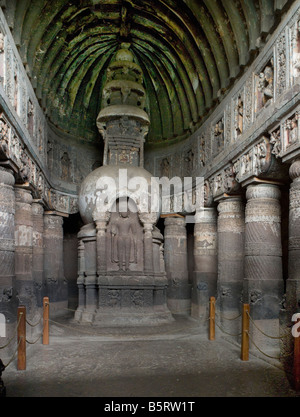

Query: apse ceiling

[2,0,294,147]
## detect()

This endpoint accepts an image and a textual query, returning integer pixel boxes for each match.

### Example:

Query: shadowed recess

[1,0,293,146]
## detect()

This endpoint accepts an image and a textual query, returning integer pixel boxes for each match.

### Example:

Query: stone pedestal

[164,216,190,316]
[191,208,217,321]
[244,183,283,352]
[217,197,244,321]
[44,213,68,315]
[14,187,34,314]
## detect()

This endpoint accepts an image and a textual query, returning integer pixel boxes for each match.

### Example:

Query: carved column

[217,197,245,333]
[286,160,300,319]
[191,208,218,321]
[244,183,283,350]
[32,200,44,308]
[74,238,85,322]
[14,187,35,314]
[164,216,190,315]
[95,217,108,275]
[0,167,17,336]
[82,229,97,323]
[44,213,67,314]
[143,223,154,274]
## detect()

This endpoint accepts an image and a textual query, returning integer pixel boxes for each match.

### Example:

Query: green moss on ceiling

[2,0,294,147]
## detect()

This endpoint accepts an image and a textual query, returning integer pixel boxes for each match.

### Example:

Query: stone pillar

[191,208,218,321]
[164,216,190,315]
[95,217,107,275]
[14,187,35,314]
[32,200,44,308]
[143,223,154,274]
[217,196,245,316]
[244,183,283,351]
[81,232,97,323]
[286,160,300,319]
[44,213,67,315]
[74,238,85,322]
[0,167,17,334]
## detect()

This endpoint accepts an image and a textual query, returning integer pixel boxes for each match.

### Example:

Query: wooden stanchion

[241,304,250,361]
[209,297,215,341]
[17,306,26,371]
[294,318,300,392]
[43,297,49,345]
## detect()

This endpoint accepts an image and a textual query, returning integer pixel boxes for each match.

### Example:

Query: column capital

[0,166,15,186]
[246,182,281,201]
[289,159,300,181]
[217,195,244,215]
[194,207,217,224]
[164,215,185,226]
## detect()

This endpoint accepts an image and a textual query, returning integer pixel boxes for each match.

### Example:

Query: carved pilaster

[44,213,67,314]
[0,167,17,332]
[217,196,245,325]
[32,200,44,307]
[191,208,217,321]
[244,183,283,352]
[286,159,300,318]
[164,216,190,316]
[74,239,85,322]
[14,187,34,313]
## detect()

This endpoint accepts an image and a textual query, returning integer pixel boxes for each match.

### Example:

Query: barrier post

[241,304,250,361]
[43,297,49,345]
[17,306,26,370]
[294,318,300,391]
[209,297,215,341]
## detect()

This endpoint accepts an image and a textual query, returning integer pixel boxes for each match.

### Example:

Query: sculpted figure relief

[111,201,137,271]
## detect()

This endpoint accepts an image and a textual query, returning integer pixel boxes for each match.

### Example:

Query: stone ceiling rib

[2,0,294,146]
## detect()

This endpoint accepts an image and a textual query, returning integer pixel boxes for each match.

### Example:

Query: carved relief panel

[233,91,244,140]
[284,111,299,151]
[291,13,300,80]
[212,116,224,156]
[255,57,274,113]
[233,137,272,184]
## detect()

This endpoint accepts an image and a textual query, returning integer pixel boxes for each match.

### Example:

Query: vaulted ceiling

[2,0,294,147]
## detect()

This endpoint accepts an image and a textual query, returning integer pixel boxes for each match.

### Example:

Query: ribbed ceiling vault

[1,0,294,146]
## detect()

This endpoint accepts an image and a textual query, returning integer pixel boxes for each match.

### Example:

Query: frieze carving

[233,137,272,184]
[276,31,287,97]
[284,111,299,149]
[211,164,239,200]
[270,127,282,158]
[268,106,300,162]
[234,92,244,139]
[212,117,224,156]
[0,109,78,214]
[255,58,274,112]
[291,14,300,79]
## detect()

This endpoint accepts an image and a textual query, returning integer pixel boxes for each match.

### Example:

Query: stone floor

[1,313,299,398]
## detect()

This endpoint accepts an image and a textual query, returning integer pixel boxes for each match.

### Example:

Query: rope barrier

[0,313,23,350]
[26,315,42,328]
[0,297,49,377]
[246,311,291,340]
[246,330,294,360]
[214,320,242,337]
